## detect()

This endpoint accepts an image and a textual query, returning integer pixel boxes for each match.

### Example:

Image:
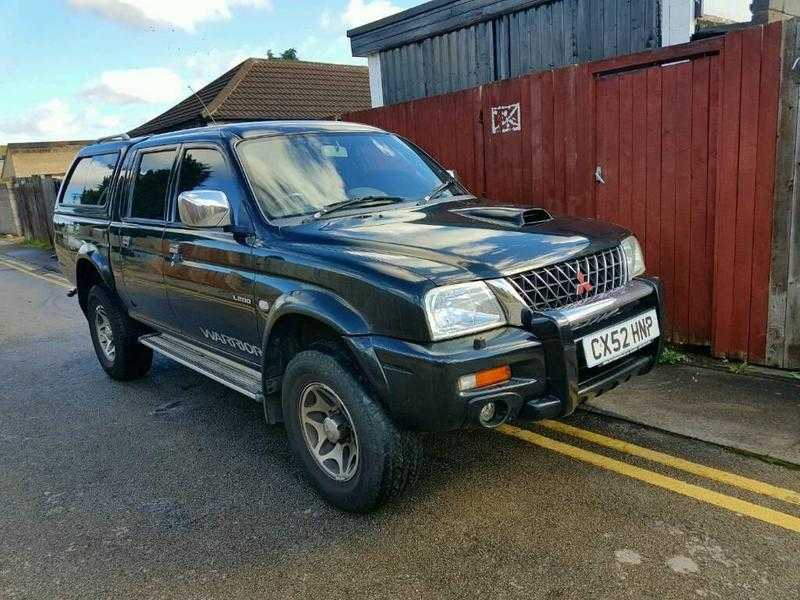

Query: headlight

[621,235,646,279]
[424,281,506,341]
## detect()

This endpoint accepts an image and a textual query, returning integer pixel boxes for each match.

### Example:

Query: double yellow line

[497,421,800,534]
[0,255,72,289]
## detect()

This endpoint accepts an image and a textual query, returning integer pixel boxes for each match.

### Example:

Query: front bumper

[345,277,665,432]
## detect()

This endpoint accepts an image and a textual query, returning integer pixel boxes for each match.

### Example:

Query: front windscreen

[237,132,460,219]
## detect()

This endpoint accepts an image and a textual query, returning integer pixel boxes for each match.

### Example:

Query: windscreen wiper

[315,196,405,218]
[424,179,461,202]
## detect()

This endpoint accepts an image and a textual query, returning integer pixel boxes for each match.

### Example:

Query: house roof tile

[129,59,371,137]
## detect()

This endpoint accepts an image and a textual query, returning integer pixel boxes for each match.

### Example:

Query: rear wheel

[87,285,152,381]
[282,348,422,512]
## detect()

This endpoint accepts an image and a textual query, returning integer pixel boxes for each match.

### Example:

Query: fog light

[479,402,496,425]
[458,365,511,391]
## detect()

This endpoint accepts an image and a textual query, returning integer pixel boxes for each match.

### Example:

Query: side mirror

[447,169,460,182]
[178,190,231,228]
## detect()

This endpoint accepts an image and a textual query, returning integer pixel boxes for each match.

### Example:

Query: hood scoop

[453,206,553,228]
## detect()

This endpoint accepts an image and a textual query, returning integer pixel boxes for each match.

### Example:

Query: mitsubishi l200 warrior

[53,121,664,512]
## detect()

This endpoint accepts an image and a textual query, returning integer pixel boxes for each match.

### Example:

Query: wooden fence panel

[751,23,783,363]
[689,57,712,346]
[343,23,785,364]
[481,77,531,204]
[0,184,21,235]
[11,176,59,245]
[768,19,800,369]
[644,66,663,279]
[712,24,783,361]
[731,27,765,359]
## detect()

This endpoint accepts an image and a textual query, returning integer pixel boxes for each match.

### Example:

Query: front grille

[507,246,628,311]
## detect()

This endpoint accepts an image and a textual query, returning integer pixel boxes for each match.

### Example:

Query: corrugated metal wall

[379,0,662,105]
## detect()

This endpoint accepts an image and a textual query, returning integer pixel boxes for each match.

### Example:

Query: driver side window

[175,147,237,224]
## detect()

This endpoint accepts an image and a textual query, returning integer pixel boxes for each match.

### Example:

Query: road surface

[1,254,798,599]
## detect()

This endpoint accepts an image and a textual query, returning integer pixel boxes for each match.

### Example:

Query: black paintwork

[53,120,663,431]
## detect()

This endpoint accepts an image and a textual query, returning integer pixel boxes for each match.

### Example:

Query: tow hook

[67,288,78,297]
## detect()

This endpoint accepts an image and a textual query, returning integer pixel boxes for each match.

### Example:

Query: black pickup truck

[53,121,664,511]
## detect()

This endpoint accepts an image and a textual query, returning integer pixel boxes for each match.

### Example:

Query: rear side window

[129,150,176,220]
[61,153,118,206]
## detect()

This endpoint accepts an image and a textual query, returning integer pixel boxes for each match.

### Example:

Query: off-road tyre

[282,348,423,512]
[87,285,152,381]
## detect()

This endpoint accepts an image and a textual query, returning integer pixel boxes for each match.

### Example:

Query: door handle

[167,243,181,265]
[595,165,606,184]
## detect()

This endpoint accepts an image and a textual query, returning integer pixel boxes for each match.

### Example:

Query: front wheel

[282,348,422,512]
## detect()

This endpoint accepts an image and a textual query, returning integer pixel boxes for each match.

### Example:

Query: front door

[118,146,178,329]
[162,145,260,366]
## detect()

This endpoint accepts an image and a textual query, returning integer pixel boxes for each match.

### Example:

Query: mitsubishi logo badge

[576,270,593,295]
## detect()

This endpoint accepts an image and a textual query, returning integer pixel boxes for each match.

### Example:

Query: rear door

[53,151,119,282]
[117,146,178,329]
[162,144,260,365]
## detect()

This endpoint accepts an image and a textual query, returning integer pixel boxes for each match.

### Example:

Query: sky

[0,0,419,144]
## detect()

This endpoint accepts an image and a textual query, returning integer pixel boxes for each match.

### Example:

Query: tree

[265,48,298,60]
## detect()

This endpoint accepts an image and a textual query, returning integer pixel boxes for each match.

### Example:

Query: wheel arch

[75,252,115,315]
[263,289,370,340]
[259,290,387,423]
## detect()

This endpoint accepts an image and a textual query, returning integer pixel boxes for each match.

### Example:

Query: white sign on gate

[491,103,521,134]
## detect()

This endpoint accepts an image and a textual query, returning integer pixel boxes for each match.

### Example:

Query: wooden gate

[343,23,783,363]
[593,53,721,345]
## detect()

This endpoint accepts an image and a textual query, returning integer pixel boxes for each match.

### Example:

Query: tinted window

[176,148,232,223]
[129,150,175,220]
[61,153,118,206]
[237,133,461,219]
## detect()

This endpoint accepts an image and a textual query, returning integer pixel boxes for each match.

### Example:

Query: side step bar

[139,333,263,401]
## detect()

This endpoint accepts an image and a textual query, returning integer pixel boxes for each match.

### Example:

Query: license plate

[581,309,659,368]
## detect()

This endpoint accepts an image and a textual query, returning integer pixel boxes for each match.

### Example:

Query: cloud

[295,34,364,65]
[342,0,402,29]
[81,67,184,105]
[315,0,401,61]
[319,8,333,30]
[67,0,273,32]
[0,99,123,143]
[1,67,184,142]
[182,45,275,89]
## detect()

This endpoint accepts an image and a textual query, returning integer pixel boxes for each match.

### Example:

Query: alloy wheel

[298,382,359,481]
[94,305,116,362]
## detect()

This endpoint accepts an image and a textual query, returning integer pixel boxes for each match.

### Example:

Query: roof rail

[94,133,131,143]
